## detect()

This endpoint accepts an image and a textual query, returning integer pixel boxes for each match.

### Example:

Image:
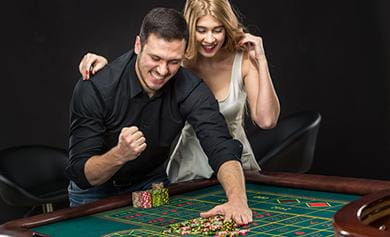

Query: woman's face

[195,15,226,58]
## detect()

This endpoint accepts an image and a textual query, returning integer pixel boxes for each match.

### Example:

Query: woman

[79,0,280,183]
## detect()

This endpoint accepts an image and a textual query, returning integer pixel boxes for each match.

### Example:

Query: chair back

[0,145,69,207]
[246,111,322,172]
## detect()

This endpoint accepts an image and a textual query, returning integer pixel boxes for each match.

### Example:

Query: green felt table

[1,171,390,237]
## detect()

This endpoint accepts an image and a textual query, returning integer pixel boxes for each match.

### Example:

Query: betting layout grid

[98,183,359,237]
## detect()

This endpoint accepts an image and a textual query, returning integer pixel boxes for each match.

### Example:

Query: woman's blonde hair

[183,0,245,61]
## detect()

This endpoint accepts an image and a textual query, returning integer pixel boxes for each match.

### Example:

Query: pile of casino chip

[162,215,250,236]
[132,182,169,208]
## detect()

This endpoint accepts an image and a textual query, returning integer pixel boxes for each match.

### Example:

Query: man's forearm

[200,160,252,224]
[217,160,247,203]
[84,146,125,186]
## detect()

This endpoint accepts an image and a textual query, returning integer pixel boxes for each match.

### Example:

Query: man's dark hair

[139,8,189,47]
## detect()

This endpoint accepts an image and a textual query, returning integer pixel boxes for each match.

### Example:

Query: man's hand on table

[200,199,252,225]
[199,160,252,225]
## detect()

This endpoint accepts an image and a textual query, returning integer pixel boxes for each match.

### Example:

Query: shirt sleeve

[180,81,243,173]
[66,80,107,189]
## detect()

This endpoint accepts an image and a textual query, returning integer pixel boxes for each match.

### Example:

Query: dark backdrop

[2,0,389,179]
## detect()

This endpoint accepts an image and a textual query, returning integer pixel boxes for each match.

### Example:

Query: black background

[2,0,390,179]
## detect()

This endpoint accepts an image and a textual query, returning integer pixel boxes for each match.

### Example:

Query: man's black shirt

[66,50,242,189]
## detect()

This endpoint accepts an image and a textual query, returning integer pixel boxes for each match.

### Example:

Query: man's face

[134,33,186,97]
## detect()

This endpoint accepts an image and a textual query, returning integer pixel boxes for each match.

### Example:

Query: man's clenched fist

[116,126,146,162]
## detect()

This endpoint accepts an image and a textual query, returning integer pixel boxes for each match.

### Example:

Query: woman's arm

[240,33,280,129]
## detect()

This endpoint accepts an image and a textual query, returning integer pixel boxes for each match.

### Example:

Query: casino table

[1,171,390,237]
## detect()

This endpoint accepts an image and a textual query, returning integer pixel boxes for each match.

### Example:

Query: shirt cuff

[208,139,243,173]
[65,158,92,189]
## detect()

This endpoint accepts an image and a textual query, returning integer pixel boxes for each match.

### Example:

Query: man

[67,8,252,224]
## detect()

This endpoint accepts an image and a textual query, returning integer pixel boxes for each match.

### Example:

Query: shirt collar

[127,52,170,99]
[128,54,143,98]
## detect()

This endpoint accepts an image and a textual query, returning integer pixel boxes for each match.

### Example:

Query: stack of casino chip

[132,182,169,208]
[132,190,152,208]
[151,182,169,207]
[162,215,250,236]
[151,182,164,189]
